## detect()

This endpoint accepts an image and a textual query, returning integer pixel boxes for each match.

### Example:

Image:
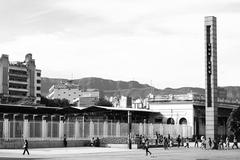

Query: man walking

[23,139,29,155]
[176,135,181,148]
[145,138,152,156]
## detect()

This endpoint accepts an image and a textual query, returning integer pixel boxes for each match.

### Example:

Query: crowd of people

[21,133,239,157]
[195,135,239,150]
[135,132,239,156]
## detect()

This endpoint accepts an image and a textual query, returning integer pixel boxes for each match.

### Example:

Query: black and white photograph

[0,0,239,159]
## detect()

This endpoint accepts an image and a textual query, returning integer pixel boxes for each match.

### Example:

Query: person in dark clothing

[95,137,100,147]
[23,140,29,155]
[63,134,67,147]
[194,136,198,147]
[208,137,212,149]
[176,135,181,148]
[163,137,168,150]
[145,138,152,156]
[212,139,218,149]
[185,137,190,148]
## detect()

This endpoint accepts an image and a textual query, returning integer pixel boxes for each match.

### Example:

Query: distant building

[148,92,239,136]
[0,54,41,103]
[47,81,99,106]
[119,96,132,108]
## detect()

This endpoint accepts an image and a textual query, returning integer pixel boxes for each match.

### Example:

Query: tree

[227,106,240,137]
[40,96,70,107]
[95,97,113,107]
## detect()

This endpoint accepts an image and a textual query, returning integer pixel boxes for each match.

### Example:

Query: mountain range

[41,77,240,100]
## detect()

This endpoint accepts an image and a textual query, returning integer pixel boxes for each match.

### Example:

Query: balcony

[9,89,28,97]
[9,73,28,78]
[9,87,28,92]
[9,76,28,83]
[9,80,28,85]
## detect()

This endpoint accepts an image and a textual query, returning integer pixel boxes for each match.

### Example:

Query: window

[37,87,41,90]
[37,93,41,97]
[179,118,187,125]
[37,72,41,77]
[37,80,41,83]
[167,118,175,125]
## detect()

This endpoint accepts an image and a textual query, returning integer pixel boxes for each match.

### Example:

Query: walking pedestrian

[145,138,152,156]
[194,136,198,147]
[22,139,29,155]
[90,137,95,147]
[185,137,189,148]
[201,136,206,149]
[232,136,239,149]
[181,136,184,147]
[63,134,67,147]
[225,136,230,149]
[212,139,218,149]
[176,135,181,148]
[219,136,224,150]
[208,137,212,149]
[163,137,168,150]
[141,136,145,149]
[167,134,171,148]
[169,137,173,148]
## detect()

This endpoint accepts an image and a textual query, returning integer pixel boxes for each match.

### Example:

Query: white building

[148,93,239,137]
[47,81,99,106]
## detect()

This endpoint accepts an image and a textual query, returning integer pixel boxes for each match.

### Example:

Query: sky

[0,0,240,89]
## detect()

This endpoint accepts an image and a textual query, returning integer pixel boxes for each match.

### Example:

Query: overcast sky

[0,0,240,89]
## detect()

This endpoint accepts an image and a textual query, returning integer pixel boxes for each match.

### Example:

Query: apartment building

[0,54,41,103]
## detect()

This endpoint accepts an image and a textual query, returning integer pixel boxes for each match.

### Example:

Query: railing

[0,120,192,140]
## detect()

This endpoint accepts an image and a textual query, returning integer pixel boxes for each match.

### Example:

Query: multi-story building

[0,54,41,103]
[47,81,99,106]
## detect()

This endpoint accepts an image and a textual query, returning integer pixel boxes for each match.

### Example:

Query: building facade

[0,54,41,103]
[47,81,99,106]
[148,92,239,137]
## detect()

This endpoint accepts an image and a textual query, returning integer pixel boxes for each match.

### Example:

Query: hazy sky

[0,0,240,89]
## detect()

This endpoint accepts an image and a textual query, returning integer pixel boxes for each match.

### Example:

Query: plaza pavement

[0,144,239,160]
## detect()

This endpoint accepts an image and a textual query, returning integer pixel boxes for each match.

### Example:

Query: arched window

[167,118,175,124]
[179,118,187,125]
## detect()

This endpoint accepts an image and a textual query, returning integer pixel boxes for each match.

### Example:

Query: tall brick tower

[205,16,218,140]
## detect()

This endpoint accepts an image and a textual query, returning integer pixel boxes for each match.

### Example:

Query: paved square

[0,147,239,160]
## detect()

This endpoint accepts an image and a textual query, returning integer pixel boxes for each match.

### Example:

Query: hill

[41,77,240,100]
